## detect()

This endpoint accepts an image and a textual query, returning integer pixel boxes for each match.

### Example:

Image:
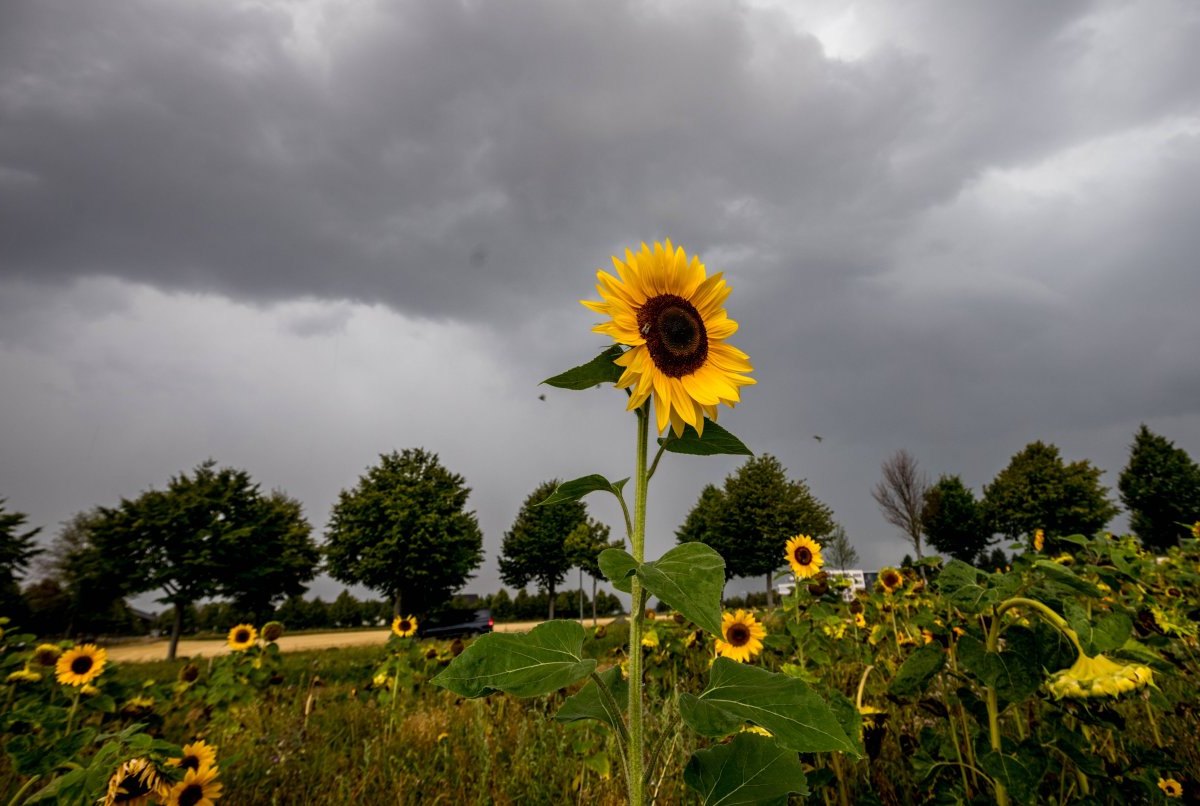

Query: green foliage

[1118,424,1200,551]
[887,642,946,699]
[432,621,596,698]
[0,499,41,618]
[824,525,859,571]
[541,345,625,389]
[683,732,809,804]
[658,419,752,456]
[922,474,990,563]
[676,455,835,581]
[982,441,1119,547]
[40,510,135,637]
[601,543,726,634]
[325,448,484,615]
[499,479,588,617]
[555,665,627,734]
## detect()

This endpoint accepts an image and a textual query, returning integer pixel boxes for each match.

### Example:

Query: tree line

[2,425,1197,654]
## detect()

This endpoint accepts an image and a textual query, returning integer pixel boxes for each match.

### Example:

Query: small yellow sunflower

[854,612,867,629]
[715,610,766,663]
[170,740,218,774]
[56,644,107,687]
[878,568,903,595]
[103,758,168,806]
[581,240,756,436]
[226,624,257,651]
[165,765,223,806]
[641,629,660,649]
[1033,529,1045,552]
[32,643,63,667]
[391,615,418,638]
[1158,777,1183,799]
[785,535,824,580]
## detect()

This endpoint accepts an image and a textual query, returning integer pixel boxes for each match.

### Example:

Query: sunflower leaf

[542,345,625,390]
[537,474,629,508]
[431,621,596,698]
[886,642,946,699]
[684,732,808,805]
[680,658,860,755]
[554,665,627,733]
[636,543,725,635]
[659,420,752,456]
[599,548,638,593]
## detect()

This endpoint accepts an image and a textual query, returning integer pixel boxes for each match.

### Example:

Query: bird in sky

[813,435,823,442]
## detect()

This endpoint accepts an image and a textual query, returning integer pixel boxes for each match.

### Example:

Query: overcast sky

[3,0,1199,609]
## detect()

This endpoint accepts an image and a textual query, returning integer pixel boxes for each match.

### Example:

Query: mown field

[2,533,1199,804]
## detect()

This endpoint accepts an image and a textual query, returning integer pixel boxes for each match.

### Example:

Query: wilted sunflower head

[166,764,223,806]
[170,740,218,774]
[1046,653,1153,699]
[103,758,167,806]
[32,643,63,667]
[879,568,904,594]
[581,240,756,436]
[715,610,767,664]
[226,624,257,651]
[785,535,824,580]
[641,629,660,649]
[424,646,439,660]
[260,621,284,642]
[56,644,107,687]
[391,615,418,638]
[178,663,200,684]
[644,609,657,621]
[1159,777,1184,799]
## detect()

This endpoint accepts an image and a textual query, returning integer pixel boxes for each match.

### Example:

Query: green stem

[627,407,651,806]
[5,774,39,806]
[62,688,82,738]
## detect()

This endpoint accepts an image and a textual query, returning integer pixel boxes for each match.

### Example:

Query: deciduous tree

[564,518,620,625]
[922,475,990,563]
[1118,425,1200,551]
[0,499,41,621]
[499,480,588,619]
[872,450,930,562]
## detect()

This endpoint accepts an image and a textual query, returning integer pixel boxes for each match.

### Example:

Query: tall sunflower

[785,535,824,579]
[226,624,257,651]
[165,765,223,806]
[391,615,418,638]
[56,644,107,687]
[103,758,168,806]
[715,610,766,663]
[170,740,218,774]
[878,568,903,595]
[581,240,755,436]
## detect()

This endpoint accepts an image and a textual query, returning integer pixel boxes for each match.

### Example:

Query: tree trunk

[766,569,774,609]
[393,591,402,618]
[548,583,556,620]
[167,601,184,661]
[591,576,598,627]
[578,568,584,623]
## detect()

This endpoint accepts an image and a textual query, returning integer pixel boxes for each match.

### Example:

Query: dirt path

[104,617,618,663]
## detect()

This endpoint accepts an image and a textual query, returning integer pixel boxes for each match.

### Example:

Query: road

[103,617,619,663]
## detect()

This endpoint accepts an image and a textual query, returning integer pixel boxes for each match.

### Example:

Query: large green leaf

[636,543,725,635]
[935,560,994,613]
[554,666,627,735]
[599,548,638,594]
[1031,560,1101,597]
[542,345,625,390]
[537,474,629,507]
[955,634,1042,703]
[684,732,808,805]
[1064,601,1132,655]
[431,621,596,698]
[887,643,946,699]
[680,659,859,755]
[659,419,752,456]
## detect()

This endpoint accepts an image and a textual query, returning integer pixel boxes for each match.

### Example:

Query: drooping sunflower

[56,643,107,687]
[103,758,168,806]
[7,666,41,684]
[581,240,756,436]
[170,740,218,774]
[32,643,63,667]
[226,624,257,651]
[1158,777,1184,799]
[715,610,766,664]
[785,535,824,579]
[165,765,223,806]
[260,620,284,643]
[391,615,418,638]
[878,568,904,595]
[1033,529,1045,552]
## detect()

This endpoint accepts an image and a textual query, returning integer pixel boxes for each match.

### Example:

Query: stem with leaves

[626,406,651,806]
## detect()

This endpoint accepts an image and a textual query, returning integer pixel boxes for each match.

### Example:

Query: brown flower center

[726,623,751,647]
[638,294,708,378]
[71,655,93,675]
[399,620,411,632]
[179,783,204,806]
[794,547,813,566]
[234,629,251,644]
[181,754,200,772]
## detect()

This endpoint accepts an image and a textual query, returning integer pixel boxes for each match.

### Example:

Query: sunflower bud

[261,621,285,642]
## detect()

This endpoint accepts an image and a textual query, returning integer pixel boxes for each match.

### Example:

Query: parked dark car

[417,608,494,638]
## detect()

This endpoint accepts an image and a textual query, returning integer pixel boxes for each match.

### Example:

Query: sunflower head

[260,621,284,643]
[166,764,224,806]
[785,535,824,580]
[1046,653,1153,699]
[854,612,867,629]
[103,758,168,806]
[171,740,218,774]
[391,615,418,638]
[581,240,755,436]
[1159,778,1184,799]
[7,667,42,684]
[56,644,107,687]
[715,609,767,663]
[32,643,63,667]
[179,663,201,684]
[1033,529,1045,552]
[226,624,257,651]
[878,568,904,595]
[641,629,660,649]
